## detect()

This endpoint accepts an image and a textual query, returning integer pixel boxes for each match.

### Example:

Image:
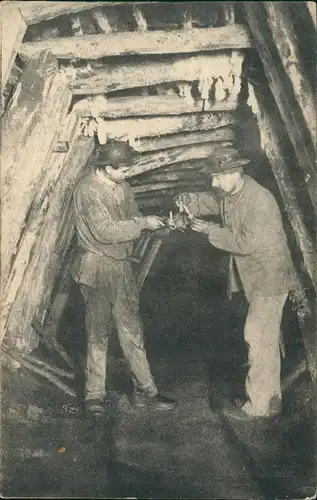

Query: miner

[175,148,296,421]
[71,140,177,415]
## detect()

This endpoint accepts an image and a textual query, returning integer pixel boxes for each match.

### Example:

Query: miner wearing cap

[175,148,296,421]
[71,140,177,415]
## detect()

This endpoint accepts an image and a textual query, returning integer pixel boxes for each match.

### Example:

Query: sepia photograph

[1,1,316,498]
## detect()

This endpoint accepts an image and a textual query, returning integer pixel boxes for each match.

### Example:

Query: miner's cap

[92,140,140,167]
[200,148,250,175]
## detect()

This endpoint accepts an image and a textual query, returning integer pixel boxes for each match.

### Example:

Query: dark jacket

[184,175,296,300]
[71,171,145,289]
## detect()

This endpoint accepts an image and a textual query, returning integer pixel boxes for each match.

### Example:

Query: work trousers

[80,269,157,401]
[242,292,288,416]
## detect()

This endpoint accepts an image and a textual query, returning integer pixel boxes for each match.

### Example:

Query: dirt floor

[1,238,316,499]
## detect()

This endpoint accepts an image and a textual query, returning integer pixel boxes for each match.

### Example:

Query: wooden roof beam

[127,142,232,178]
[89,112,237,146]
[133,180,206,195]
[70,51,245,95]
[74,94,239,119]
[14,2,119,25]
[20,24,253,60]
[133,128,236,153]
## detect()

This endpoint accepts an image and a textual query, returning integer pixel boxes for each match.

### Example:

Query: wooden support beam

[2,129,94,353]
[131,171,203,185]
[127,141,232,178]
[70,51,245,95]
[243,2,317,212]
[20,24,252,59]
[1,346,76,398]
[74,94,238,119]
[247,87,316,291]
[15,1,107,25]
[133,180,206,194]
[23,353,75,380]
[32,319,75,371]
[137,238,163,290]
[1,3,27,92]
[91,112,237,144]
[263,2,316,149]
[133,128,236,153]
[247,84,317,386]
[136,185,205,201]
[1,51,72,346]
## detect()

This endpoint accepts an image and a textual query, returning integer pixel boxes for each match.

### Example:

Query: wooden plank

[69,51,245,95]
[243,2,317,212]
[1,346,76,397]
[127,141,233,178]
[71,51,245,95]
[16,1,107,24]
[137,238,163,290]
[248,85,316,291]
[92,112,237,144]
[263,2,316,148]
[0,3,27,91]
[20,24,252,59]
[133,180,206,194]
[136,186,204,201]
[3,136,94,352]
[133,128,236,153]
[247,84,317,385]
[74,95,239,119]
[1,51,72,341]
[1,112,80,348]
[131,172,203,185]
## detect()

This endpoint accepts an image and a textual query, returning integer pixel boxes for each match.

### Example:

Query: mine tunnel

[1,1,316,499]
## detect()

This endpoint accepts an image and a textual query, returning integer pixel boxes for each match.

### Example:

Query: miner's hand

[145,215,165,231]
[189,218,217,235]
[173,193,191,209]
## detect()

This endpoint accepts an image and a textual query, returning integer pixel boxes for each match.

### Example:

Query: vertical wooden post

[243,2,317,212]
[1,50,72,338]
[2,135,94,352]
[263,2,316,150]
[0,3,27,94]
[247,83,317,385]
[137,238,163,290]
